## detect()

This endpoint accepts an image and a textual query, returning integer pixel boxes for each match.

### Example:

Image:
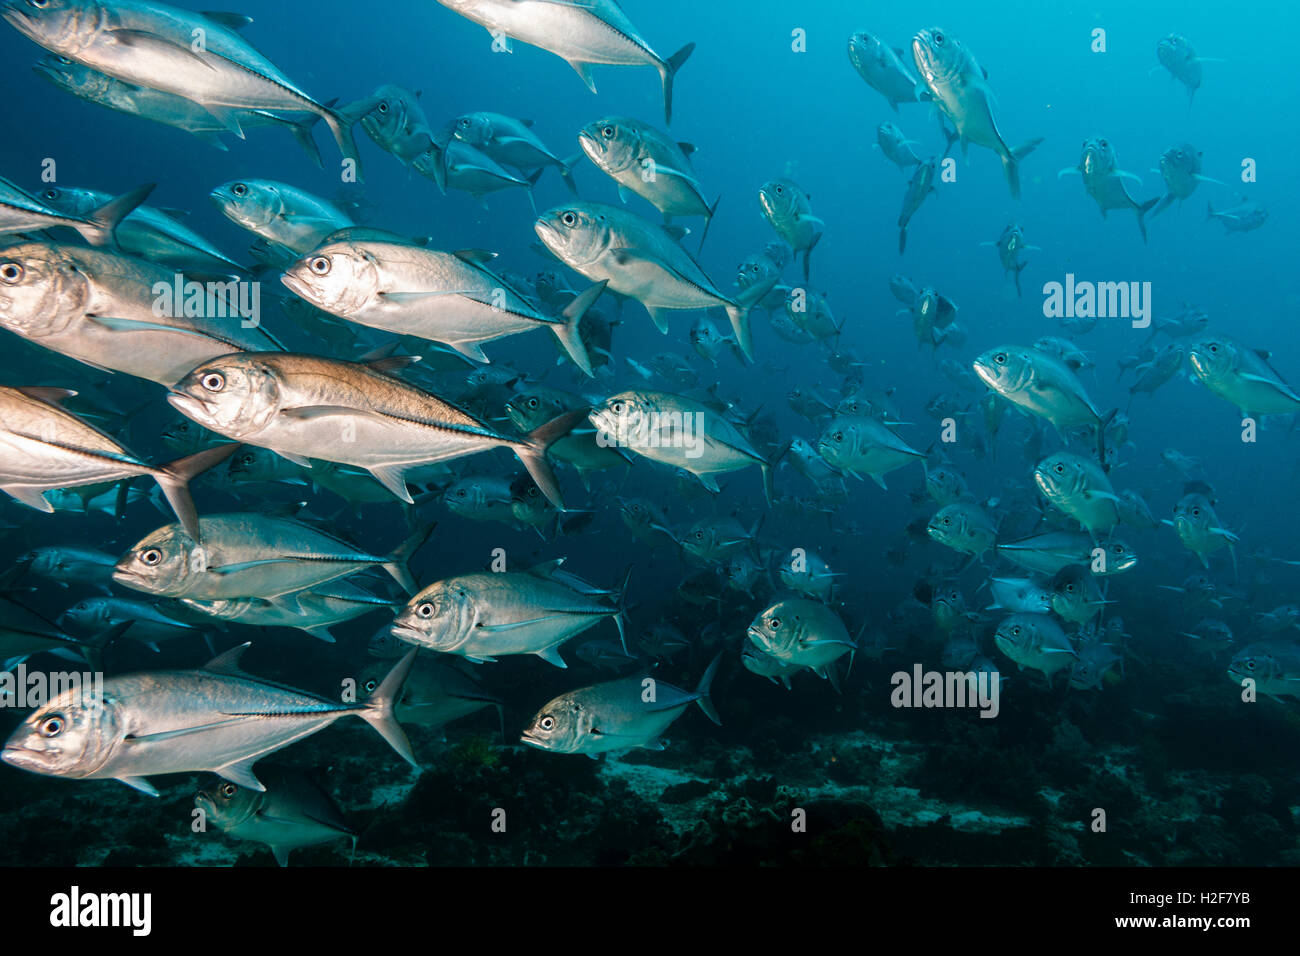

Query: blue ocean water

[0,0,1294,867]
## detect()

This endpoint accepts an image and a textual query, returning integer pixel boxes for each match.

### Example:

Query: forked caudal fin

[516,408,591,511]
[549,280,608,377]
[1002,138,1044,201]
[323,95,383,184]
[1135,195,1160,243]
[155,442,242,542]
[359,648,420,768]
[660,42,696,126]
[383,523,435,595]
[694,652,723,726]
[79,183,155,248]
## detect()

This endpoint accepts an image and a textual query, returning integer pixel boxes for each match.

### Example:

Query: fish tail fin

[1205,200,1216,220]
[154,442,241,542]
[759,457,774,507]
[725,284,762,363]
[80,183,155,248]
[696,194,721,256]
[1136,196,1159,243]
[1000,139,1037,201]
[694,651,723,726]
[384,522,435,595]
[524,167,545,215]
[941,124,960,158]
[899,224,908,254]
[285,110,325,168]
[1097,408,1118,470]
[612,564,633,654]
[551,280,607,376]
[1013,261,1026,298]
[322,97,375,183]
[360,649,419,768]
[660,42,696,125]
[81,620,134,672]
[1150,193,1173,219]
[518,408,590,510]
[558,152,582,195]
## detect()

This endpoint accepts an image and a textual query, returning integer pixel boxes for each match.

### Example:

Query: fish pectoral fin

[446,339,491,363]
[124,716,251,745]
[1,485,55,513]
[367,464,415,504]
[280,405,385,422]
[85,314,217,337]
[535,645,568,668]
[216,756,266,792]
[377,289,475,302]
[117,776,160,797]
[106,28,221,72]
[565,59,598,93]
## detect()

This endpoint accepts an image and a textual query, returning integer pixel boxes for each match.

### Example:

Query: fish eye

[378,102,389,113]
[834,432,844,442]
[1054,464,1064,474]
[364,679,377,693]
[1065,583,1076,593]
[602,126,614,138]
[240,453,254,465]
[201,372,225,392]
[1245,660,1256,671]
[140,548,163,566]
[1192,508,1201,517]
[539,715,555,731]
[309,256,331,276]
[942,516,951,525]
[0,263,23,284]
[694,531,704,539]
[1099,139,1109,148]
[769,617,782,629]
[612,402,624,413]
[456,489,467,498]
[231,183,247,197]
[527,398,538,409]
[29,0,49,9]
[1112,544,1123,553]
[42,188,59,200]
[220,782,237,797]
[1011,626,1021,636]
[416,601,436,618]
[38,714,64,737]
[1208,344,1218,353]
[561,212,577,227]
[774,185,784,195]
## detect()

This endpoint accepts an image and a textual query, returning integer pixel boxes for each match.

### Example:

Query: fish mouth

[576,130,603,162]
[971,359,999,389]
[389,625,427,646]
[278,270,316,302]
[518,731,545,748]
[166,390,214,422]
[533,218,561,250]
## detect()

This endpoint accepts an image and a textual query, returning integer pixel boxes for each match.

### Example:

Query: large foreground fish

[2,644,418,795]
[0,242,282,386]
[912,27,1042,199]
[4,0,367,174]
[280,232,605,372]
[0,386,234,539]
[434,0,694,125]
[167,351,587,508]
[1187,337,1300,417]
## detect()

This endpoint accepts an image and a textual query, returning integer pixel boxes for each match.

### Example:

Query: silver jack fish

[521,654,721,755]
[167,351,587,508]
[1,644,418,795]
[0,385,234,539]
[434,0,694,125]
[4,0,369,175]
[912,27,1042,199]
[0,175,151,248]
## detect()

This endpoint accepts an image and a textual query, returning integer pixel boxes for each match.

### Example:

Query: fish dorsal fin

[204,642,251,675]
[367,355,422,375]
[661,225,691,241]
[200,11,253,30]
[453,248,498,266]
[16,387,78,407]
[528,558,566,577]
